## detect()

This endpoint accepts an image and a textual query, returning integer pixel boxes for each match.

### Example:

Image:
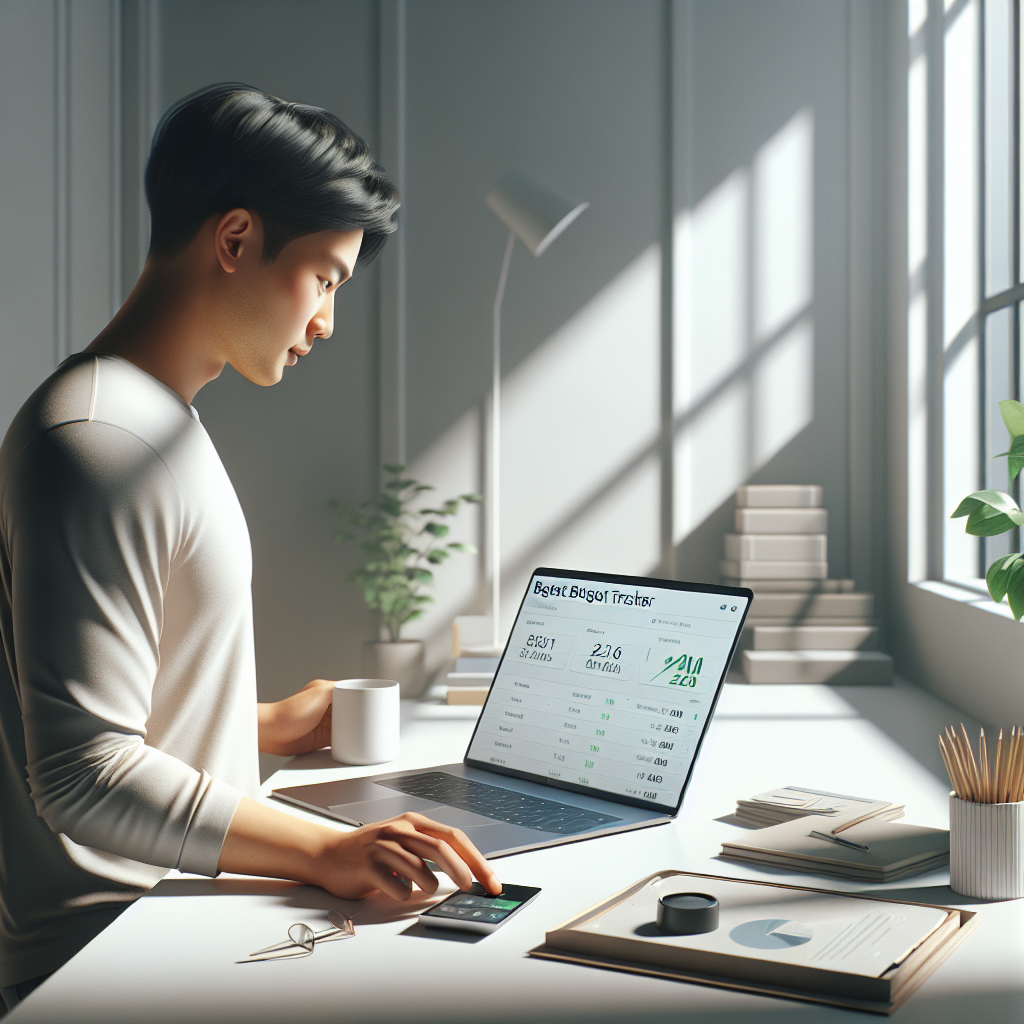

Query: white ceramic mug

[331,678,400,765]
[949,794,1024,899]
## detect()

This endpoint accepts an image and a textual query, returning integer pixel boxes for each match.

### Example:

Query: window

[910,0,1024,588]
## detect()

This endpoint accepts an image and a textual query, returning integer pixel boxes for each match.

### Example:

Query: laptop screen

[464,568,751,814]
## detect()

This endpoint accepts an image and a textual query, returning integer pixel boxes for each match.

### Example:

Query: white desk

[10,681,1024,1023]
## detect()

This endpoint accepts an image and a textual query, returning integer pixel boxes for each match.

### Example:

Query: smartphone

[418,883,542,934]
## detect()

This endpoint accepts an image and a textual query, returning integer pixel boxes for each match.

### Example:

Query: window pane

[983,307,1015,567]
[945,0,979,346]
[944,332,981,582]
[986,0,1014,296]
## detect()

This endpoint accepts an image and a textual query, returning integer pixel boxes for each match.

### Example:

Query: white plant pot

[949,794,1024,900]
[362,640,426,698]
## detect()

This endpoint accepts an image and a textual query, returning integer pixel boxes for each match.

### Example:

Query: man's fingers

[382,830,474,892]
[382,815,501,894]
[406,816,502,893]
[374,839,440,895]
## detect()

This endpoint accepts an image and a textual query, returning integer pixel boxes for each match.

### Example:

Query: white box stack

[722,485,892,685]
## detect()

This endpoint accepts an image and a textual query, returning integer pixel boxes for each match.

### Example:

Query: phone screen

[421,883,541,925]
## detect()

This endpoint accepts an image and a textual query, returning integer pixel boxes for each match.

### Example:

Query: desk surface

[11,681,1024,1023]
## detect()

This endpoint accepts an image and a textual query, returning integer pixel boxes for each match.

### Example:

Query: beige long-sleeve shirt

[0,353,259,986]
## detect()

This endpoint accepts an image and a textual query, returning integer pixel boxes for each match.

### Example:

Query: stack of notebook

[445,615,499,705]
[734,786,905,829]
[720,814,949,882]
[722,485,893,684]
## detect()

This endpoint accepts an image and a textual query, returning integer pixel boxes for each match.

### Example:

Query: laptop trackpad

[418,805,501,829]
[328,795,440,824]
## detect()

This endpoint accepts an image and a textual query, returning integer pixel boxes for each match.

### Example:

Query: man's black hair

[145,82,399,263]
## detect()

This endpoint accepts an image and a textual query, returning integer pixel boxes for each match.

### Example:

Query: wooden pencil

[939,735,966,799]
[1008,728,1018,803]
[945,726,966,799]
[1013,727,1024,802]
[949,728,975,800]
[981,729,991,802]
[938,734,957,796]
[994,730,1005,803]
[1017,728,1024,801]
[957,725,980,801]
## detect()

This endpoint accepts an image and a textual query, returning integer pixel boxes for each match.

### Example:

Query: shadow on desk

[145,878,432,924]
[827,679,982,789]
[851,883,996,907]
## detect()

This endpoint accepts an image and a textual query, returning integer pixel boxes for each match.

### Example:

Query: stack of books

[722,485,893,684]
[445,615,499,705]
[734,785,905,829]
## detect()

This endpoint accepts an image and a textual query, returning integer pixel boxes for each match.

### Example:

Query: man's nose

[311,299,334,340]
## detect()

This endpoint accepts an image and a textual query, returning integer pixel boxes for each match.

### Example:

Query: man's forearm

[218,796,328,886]
[256,679,333,756]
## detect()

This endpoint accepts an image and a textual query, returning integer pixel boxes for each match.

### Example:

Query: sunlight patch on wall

[677,379,749,531]
[909,0,928,34]
[674,108,815,543]
[754,110,813,339]
[752,317,813,465]
[685,169,748,407]
[500,243,661,636]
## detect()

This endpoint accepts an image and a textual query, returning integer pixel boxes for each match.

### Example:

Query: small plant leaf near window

[330,465,481,641]
[952,399,1024,619]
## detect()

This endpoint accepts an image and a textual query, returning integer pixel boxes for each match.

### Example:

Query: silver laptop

[273,567,751,858]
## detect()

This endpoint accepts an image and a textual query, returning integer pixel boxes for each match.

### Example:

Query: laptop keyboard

[379,772,621,835]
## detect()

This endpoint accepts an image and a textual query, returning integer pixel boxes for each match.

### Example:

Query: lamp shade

[486,170,589,257]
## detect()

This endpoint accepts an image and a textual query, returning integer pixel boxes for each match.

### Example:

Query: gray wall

[2,1,906,724]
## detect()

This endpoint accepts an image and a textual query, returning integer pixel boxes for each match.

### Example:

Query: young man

[0,83,499,1006]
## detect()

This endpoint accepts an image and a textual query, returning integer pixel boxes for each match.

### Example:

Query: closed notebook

[720,815,949,882]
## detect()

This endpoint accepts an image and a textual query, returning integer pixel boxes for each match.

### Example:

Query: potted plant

[331,465,481,696]
[951,399,1024,618]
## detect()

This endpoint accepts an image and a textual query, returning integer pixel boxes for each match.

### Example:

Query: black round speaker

[656,892,719,935]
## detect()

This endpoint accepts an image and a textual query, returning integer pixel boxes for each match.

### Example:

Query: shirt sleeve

[2,420,242,877]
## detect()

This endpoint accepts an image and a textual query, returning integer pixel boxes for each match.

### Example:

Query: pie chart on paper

[729,919,813,949]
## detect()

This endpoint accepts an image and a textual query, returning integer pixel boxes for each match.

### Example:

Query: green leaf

[992,434,1024,481]
[999,400,1024,438]
[967,506,1023,536]
[1007,561,1024,621]
[951,490,1024,536]
[423,522,449,537]
[986,553,1022,603]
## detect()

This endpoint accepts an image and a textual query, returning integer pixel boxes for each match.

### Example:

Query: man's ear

[214,209,261,273]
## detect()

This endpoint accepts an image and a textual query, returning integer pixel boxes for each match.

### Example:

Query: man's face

[227,225,364,386]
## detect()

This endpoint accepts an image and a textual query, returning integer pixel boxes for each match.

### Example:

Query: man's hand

[219,799,503,899]
[257,678,334,756]
[316,812,502,900]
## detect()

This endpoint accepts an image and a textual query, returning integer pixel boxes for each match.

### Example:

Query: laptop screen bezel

[462,566,752,815]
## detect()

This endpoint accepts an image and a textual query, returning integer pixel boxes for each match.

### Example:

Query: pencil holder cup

[949,794,1024,899]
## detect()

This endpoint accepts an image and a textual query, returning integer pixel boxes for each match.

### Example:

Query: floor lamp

[484,170,589,651]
